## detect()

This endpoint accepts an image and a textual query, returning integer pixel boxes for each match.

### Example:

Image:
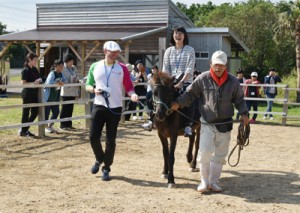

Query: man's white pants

[197,121,231,165]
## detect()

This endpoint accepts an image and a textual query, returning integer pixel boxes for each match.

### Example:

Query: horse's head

[151,72,176,121]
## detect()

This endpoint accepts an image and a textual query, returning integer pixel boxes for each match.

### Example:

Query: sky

[0,0,280,32]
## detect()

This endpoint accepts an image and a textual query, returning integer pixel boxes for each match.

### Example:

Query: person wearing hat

[86,41,139,181]
[60,53,79,130]
[171,50,249,193]
[263,68,282,120]
[244,72,261,123]
[162,26,196,137]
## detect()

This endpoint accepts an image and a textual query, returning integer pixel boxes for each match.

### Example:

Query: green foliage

[0,22,7,35]
[175,0,296,79]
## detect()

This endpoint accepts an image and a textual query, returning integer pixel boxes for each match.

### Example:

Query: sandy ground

[0,121,299,213]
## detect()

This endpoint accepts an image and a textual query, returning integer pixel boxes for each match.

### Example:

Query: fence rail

[0,82,299,136]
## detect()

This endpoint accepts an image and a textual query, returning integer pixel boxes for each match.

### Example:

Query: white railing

[0,82,149,136]
[0,82,299,136]
[240,83,300,125]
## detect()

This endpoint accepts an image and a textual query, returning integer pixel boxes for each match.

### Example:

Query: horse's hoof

[168,183,176,188]
[160,174,168,179]
[189,167,200,172]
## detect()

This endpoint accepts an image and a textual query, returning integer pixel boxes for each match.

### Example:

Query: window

[195,52,209,60]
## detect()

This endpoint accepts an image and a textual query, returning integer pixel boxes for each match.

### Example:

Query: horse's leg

[186,132,196,164]
[168,135,178,188]
[158,134,169,179]
[190,126,200,172]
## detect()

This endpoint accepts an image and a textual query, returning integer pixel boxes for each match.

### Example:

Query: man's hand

[241,115,250,126]
[171,102,180,111]
[131,94,139,102]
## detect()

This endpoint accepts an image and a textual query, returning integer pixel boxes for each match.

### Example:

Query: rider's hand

[171,102,180,111]
[131,94,139,102]
[241,115,250,126]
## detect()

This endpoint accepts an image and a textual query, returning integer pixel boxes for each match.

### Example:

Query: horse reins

[152,97,251,167]
[228,122,250,167]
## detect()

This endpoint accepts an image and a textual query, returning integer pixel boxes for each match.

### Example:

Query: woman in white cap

[244,72,261,123]
[85,41,138,181]
[171,50,249,193]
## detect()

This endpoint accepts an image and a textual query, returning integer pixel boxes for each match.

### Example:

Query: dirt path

[0,122,299,212]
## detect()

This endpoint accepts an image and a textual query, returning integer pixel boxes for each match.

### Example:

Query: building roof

[0,25,167,42]
[186,27,249,53]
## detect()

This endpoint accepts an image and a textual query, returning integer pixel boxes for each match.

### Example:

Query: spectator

[263,68,282,120]
[236,68,246,120]
[245,72,261,123]
[162,26,196,137]
[44,59,67,133]
[171,50,249,193]
[130,60,148,120]
[19,53,42,137]
[85,41,138,181]
[141,65,159,131]
[124,63,135,121]
[59,54,79,130]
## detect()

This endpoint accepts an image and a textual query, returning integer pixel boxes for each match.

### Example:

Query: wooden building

[0,0,248,78]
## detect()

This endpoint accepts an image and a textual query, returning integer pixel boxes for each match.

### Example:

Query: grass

[0,93,86,136]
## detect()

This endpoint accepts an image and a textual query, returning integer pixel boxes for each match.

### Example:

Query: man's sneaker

[25,131,35,137]
[249,118,255,124]
[102,170,110,181]
[270,117,274,120]
[184,126,193,137]
[263,116,267,120]
[19,131,27,137]
[91,162,100,174]
[132,116,138,121]
[142,121,152,131]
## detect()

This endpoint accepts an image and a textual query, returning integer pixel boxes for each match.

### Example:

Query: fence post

[282,85,289,126]
[38,87,45,137]
[82,84,91,129]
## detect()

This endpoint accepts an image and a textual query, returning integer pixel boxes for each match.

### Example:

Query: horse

[151,72,200,188]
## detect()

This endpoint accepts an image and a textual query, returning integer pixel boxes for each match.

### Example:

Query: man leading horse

[171,50,249,193]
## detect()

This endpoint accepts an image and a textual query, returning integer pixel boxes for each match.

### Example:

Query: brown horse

[151,72,200,188]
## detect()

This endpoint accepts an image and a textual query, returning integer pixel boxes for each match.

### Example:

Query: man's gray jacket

[176,70,248,123]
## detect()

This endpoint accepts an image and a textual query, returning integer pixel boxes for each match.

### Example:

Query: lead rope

[228,122,250,167]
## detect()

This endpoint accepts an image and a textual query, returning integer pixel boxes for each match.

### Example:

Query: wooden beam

[68,42,82,62]
[23,44,34,54]
[38,43,52,61]
[0,42,12,58]
[83,41,101,62]
[124,41,130,63]
[81,42,86,77]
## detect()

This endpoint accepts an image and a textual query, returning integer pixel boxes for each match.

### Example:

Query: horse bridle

[152,84,174,116]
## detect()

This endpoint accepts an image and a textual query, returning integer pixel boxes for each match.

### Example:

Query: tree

[0,22,7,35]
[274,0,300,102]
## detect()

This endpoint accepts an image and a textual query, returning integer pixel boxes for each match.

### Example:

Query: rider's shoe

[184,126,193,137]
[142,121,152,131]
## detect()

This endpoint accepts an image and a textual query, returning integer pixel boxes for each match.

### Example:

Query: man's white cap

[251,72,258,77]
[211,50,227,65]
[103,41,122,52]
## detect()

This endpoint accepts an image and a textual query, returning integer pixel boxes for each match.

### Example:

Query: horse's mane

[151,72,174,87]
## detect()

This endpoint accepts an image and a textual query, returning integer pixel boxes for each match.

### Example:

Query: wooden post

[282,85,289,126]
[36,42,45,137]
[158,37,166,70]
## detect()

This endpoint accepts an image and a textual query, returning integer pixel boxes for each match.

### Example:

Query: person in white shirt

[85,41,138,181]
